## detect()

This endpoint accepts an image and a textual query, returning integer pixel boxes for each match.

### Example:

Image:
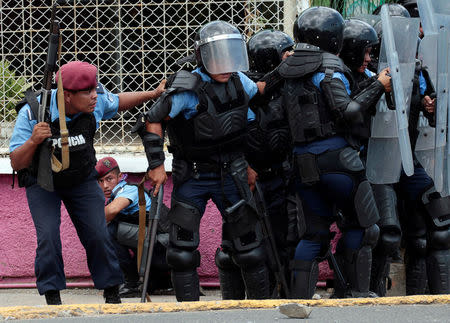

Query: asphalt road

[12,304,450,323]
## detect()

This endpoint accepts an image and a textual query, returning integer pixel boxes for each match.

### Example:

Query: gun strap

[52,37,70,172]
[137,174,148,271]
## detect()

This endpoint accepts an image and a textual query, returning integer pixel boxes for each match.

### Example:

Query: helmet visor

[197,34,249,74]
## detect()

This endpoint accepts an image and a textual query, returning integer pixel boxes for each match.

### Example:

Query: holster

[294,153,320,186]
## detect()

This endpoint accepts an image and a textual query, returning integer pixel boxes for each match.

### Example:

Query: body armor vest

[247,91,291,169]
[280,47,350,145]
[167,72,249,161]
[50,113,97,188]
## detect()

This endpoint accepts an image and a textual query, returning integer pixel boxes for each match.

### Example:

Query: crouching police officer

[96,157,171,297]
[134,21,270,301]
[9,61,165,305]
[277,7,383,298]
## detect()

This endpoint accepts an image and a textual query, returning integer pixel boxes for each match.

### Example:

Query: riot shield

[354,14,380,28]
[416,0,450,194]
[366,10,420,184]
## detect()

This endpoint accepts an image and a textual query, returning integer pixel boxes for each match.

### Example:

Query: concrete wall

[0,173,334,286]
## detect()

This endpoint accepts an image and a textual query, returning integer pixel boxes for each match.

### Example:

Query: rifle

[35,3,60,192]
[137,177,164,303]
[36,2,70,191]
[253,181,290,298]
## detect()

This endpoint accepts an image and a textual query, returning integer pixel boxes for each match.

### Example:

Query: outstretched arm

[118,80,166,111]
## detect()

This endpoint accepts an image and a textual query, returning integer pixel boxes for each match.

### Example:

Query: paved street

[11,305,450,323]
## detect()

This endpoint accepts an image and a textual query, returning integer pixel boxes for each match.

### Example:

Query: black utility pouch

[295,153,320,185]
[171,159,191,187]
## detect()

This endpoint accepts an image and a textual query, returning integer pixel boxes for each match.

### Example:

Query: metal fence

[0,0,390,156]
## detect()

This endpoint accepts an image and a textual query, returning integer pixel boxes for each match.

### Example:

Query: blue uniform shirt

[419,71,427,96]
[168,68,257,121]
[364,69,376,78]
[109,180,151,215]
[9,85,119,152]
[294,71,351,155]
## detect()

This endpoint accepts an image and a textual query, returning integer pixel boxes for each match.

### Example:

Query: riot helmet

[194,21,249,74]
[373,3,411,18]
[294,6,345,55]
[247,30,294,73]
[341,19,378,72]
[400,0,419,18]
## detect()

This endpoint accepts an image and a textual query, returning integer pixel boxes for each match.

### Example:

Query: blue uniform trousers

[26,174,123,295]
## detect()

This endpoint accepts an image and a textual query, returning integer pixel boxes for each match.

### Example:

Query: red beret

[55,61,97,91]
[95,157,119,178]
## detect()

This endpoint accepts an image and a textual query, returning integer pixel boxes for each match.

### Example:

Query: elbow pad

[145,94,172,123]
[322,77,352,120]
[352,80,385,115]
[142,132,165,170]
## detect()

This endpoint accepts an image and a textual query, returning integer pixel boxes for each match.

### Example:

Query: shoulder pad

[320,53,346,73]
[14,88,42,117]
[166,70,201,94]
[96,83,105,94]
[278,44,323,78]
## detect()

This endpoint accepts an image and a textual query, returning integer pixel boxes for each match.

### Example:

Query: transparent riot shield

[416,0,450,194]
[354,14,380,28]
[366,9,420,184]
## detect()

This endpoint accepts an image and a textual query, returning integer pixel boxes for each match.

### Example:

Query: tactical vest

[15,89,97,188]
[247,92,291,169]
[279,46,350,145]
[50,113,97,188]
[167,72,249,161]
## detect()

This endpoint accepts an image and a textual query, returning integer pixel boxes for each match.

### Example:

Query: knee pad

[232,245,266,270]
[373,184,401,232]
[428,227,450,250]
[407,236,427,258]
[378,230,402,256]
[166,247,200,271]
[362,224,380,249]
[422,189,450,228]
[215,248,237,270]
[355,180,380,228]
[223,204,264,252]
[169,198,201,250]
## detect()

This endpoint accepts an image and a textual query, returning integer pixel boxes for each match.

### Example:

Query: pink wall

[0,173,333,286]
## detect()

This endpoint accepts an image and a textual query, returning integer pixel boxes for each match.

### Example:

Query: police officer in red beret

[9,61,166,305]
[95,157,171,297]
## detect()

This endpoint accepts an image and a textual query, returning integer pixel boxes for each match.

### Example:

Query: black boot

[426,249,450,294]
[119,281,142,298]
[370,253,390,297]
[103,285,121,304]
[290,259,319,299]
[171,270,200,301]
[45,290,62,305]
[336,247,377,298]
[241,264,271,299]
[405,249,428,295]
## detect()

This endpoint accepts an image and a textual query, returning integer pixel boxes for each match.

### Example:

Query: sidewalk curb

[0,295,449,320]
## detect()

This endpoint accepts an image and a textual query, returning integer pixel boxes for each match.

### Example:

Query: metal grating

[0,0,387,156]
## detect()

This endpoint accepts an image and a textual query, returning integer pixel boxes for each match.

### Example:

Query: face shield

[196,34,249,74]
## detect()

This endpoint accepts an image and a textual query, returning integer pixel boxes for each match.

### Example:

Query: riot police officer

[369,3,450,295]
[214,29,295,299]
[276,7,387,299]
[135,21,270,301]
[341,18,398,297]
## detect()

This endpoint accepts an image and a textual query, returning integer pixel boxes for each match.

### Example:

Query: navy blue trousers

[26,175,123,295]
[174,172,241,216]
[294,173,364,261]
